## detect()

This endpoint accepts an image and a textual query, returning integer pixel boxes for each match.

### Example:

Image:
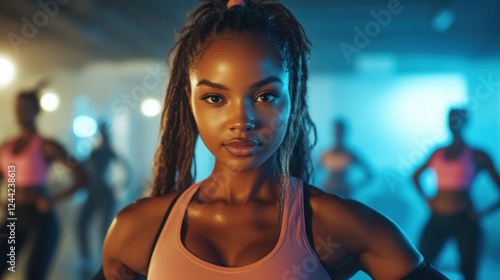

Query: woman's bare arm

[475,150,500,216]
[42,139,87,201]
[102,193,179,279]
[311,190,446,279]
[412,153,433,199]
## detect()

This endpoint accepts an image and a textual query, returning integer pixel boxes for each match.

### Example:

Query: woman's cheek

[253,108,288,147]
[269,101,290,134]
[269,109,288,133]
[196,110,224,148]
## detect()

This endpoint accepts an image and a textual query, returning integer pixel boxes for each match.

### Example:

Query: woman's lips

[224,139,260,156]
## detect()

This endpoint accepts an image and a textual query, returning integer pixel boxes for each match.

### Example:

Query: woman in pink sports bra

[413,108,500,280]
[0,90,87,280]
[99,1,447,279]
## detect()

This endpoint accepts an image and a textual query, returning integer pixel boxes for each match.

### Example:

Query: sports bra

[428,147,477,191]
[0,134,50,187]
[147,177,331,279]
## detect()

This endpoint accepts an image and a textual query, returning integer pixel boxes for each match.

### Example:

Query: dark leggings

[0,205,59,280]
[419,211,481,280]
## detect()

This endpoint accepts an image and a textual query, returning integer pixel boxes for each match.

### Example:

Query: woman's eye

[200,94,225,104]
[256,92,278,103]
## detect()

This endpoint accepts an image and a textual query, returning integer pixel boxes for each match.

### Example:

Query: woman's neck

[204,161,281,205]
[19,126,37,138]
[450,136,465,147]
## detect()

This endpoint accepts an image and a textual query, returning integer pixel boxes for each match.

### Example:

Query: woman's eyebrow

[196,79,229,90]
[249,76,283,90]
[195,76,283,91]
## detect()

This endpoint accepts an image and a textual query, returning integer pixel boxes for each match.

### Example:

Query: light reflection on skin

[214,214,224,223]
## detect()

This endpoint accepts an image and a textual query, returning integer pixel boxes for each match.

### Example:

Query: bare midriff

[431,189,473,215]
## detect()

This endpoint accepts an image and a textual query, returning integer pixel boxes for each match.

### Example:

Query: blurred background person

[0,89,87,280]
[321,118,373,198]
[77,120,131,277]
[412,108,500,280]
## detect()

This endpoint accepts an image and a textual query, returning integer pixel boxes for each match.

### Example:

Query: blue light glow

[386,73,468,138]
[73,116,98,138]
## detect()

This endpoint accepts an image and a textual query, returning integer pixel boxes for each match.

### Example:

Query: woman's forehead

[190,36,288,85]
[195,34,283,66]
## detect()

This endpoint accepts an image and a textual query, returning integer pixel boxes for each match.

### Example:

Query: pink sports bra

[0,134,50,187]
[148,177,331,279]
[428,147,477,191]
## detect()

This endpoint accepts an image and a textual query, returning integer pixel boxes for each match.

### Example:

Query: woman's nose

[229,100,256,132]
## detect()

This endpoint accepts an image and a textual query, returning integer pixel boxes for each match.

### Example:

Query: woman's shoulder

[118,192,180,217]
[103,191,182,276]
[470,147,496,167]
[431,146,447,155]
[109,191,183,241]
[305,184,401,248]
[0,136,16,149]
[306,184,363,211]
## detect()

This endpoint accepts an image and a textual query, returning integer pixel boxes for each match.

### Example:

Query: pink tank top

[0,135,50,187]
[428,147,477,191]
[148,177,331,279]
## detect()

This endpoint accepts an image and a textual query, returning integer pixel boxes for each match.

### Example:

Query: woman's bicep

[313,195,421,279]
[357,212,422,279]
[475,150,500,187]
[102,210,144,279]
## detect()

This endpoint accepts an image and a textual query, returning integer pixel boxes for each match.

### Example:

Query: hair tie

[227,0,245,8]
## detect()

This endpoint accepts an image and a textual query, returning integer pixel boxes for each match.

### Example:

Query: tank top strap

[284,177,310,248]
[148,181,205,266]
[147,187,189,268]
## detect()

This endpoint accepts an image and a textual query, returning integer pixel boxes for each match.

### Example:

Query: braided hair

[151,0,316,196]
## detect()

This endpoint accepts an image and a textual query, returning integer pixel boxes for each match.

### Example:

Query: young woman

[321,119,373,198]
[413,108,500,280]
[0,90,87,280]
[101,1,447,279]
